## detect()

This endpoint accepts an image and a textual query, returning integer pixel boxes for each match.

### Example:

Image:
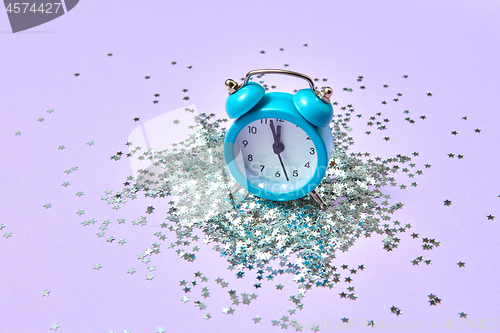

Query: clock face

[233,118,318,196]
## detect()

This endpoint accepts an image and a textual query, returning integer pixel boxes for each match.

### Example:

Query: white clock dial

[233,118,318,194]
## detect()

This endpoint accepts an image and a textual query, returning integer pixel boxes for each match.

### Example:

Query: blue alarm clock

[223,69,334,204]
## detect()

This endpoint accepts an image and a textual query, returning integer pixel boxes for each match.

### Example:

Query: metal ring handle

[243,69,317,93]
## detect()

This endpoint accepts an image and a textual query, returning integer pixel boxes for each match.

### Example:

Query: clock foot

[229,183,243,196]
[310,189,327,209]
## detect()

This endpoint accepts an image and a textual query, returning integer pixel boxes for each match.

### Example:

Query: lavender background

[1,0,499,332]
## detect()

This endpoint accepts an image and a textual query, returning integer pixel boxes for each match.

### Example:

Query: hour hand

[269,120,284,154]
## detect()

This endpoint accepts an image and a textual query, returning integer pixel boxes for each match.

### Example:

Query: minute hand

[269,120,289,181]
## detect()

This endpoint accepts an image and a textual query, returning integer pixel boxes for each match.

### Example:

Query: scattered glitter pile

[100,97,424,330]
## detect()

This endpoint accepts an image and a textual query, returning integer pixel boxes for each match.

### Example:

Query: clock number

[276,119,284,122]
[242,140,248,147]
[260,165,265,172]
[305,162,310,168]
[275,171,280,178]
[248,126,257,134]
[309,148,315,155]
[247,154,253,161]
[306,136,311,140]
[293,170,298,177]
[260,119,268,124]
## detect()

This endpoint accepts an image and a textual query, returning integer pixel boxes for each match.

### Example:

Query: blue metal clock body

[223,69,334,202]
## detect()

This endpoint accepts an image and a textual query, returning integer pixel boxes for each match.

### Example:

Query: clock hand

[269,120,284,154]
[269,121,289,181]
[277,153,289,181]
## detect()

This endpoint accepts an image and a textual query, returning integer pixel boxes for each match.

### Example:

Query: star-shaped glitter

[203,313,211,320]
[3,232,12,238]
[444,200,452,206]
[145,75,151,79]
[487,215,495,220]
[390,306,402,316]
[74,73,80,77]
[43,203,52,209]
[156,327,166,333]
[127,268,136,274]
[50,323,60,331]
[93,264,102,270]
[253,316,261,323]
[457,261,465,268]
[41,289,51,297]
[222,307,234,314]
[459,312,467,318]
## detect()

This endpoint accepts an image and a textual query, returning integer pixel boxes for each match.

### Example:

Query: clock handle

[242,69,332,103]
[243,69,316,91]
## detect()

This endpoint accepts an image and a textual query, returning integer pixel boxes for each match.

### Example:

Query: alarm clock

[223,69,334,204]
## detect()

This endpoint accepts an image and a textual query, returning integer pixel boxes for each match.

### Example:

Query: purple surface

[1,1,499,332]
